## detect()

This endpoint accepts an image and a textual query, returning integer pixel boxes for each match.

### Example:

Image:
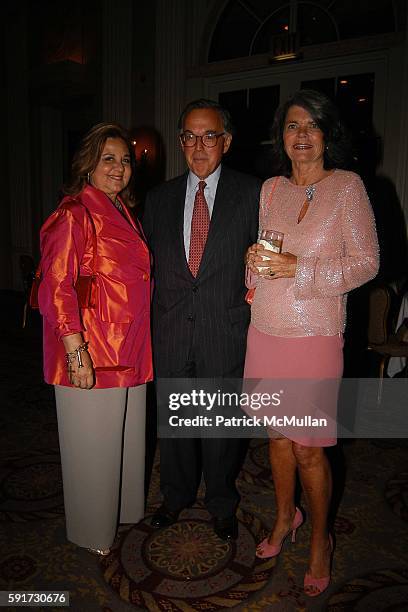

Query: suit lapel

[198,167,237,276]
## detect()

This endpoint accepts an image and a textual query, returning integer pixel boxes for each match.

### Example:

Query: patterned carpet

[1,292,408,611]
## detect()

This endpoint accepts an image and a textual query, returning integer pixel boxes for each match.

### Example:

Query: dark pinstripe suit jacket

[143,165,261,377]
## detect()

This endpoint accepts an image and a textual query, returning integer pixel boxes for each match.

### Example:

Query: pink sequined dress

[244,170,379,446]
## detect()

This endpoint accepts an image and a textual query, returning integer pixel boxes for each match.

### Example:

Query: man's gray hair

[177,98,234,135]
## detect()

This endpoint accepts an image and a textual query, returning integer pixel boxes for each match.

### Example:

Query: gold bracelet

[65,342,89,369]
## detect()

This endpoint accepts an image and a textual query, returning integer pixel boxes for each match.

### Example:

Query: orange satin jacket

[38,185,152,388]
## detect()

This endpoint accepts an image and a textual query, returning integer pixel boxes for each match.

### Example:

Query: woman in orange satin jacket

[38,123,152,556]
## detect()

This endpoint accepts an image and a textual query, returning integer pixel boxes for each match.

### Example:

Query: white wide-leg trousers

[55,384,146,549]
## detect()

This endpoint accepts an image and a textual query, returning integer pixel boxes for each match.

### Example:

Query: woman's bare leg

[265,437,298,545]
[293,443,332,578]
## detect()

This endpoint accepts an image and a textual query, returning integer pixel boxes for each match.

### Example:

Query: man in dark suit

[143,99,261,540]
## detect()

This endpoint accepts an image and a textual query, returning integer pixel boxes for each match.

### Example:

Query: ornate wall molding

[190,32,405,78]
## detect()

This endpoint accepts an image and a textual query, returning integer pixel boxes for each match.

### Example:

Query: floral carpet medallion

[0,554,39,584]
[0,451,64,521]
[327,568,408,610]
[102,507,276,610]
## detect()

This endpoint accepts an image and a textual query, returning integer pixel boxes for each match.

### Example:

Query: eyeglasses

[179,132,225,148]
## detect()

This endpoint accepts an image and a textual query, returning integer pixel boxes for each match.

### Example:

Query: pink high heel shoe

[304,534,334,597]
[256,507,303,559]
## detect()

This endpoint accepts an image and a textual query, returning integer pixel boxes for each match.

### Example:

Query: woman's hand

[62,333,95,389]
[246,244,297,279]
[245,243,263,275]
[68,350,95,389]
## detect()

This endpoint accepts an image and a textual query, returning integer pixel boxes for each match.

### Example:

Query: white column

[102,0,133,127]
[155,0,187,179]
[5,6,32,290]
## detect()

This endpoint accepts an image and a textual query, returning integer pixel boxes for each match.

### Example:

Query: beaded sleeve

[294,175,379,299]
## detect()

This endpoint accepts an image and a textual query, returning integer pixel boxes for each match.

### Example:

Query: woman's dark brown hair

[270,89,351,177]
[63,122,136,196]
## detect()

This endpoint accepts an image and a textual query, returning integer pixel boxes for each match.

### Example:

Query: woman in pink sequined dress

[245,90,379,596]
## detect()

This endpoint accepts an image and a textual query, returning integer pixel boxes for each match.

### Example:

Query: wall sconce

[130,128,159,167]
[131,140,149,164]
[129,126,165,190]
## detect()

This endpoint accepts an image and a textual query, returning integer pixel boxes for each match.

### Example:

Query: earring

[87,172,91,183]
